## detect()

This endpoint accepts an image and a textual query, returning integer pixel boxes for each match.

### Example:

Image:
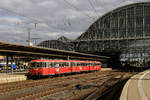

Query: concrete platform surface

[120,69,150,100]
[0,72,27,84]
[101,68,112,71]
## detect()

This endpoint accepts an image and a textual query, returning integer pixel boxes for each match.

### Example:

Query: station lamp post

[28,28,31,46]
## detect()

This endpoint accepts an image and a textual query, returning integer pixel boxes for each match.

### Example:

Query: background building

[38,2,150,65]
[38,36,74,51]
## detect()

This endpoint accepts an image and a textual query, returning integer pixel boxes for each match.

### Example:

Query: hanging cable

[0,7,70,33]
[88,0,99,18]
[63,0,95,21]
[95,0,107,11]
[0,7,38,22]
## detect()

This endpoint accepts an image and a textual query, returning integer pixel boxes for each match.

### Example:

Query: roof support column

[6,56,9,73]
[67,56,70,60]
[11,56,13,74]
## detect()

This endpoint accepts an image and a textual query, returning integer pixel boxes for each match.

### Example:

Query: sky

[0,0,149,45]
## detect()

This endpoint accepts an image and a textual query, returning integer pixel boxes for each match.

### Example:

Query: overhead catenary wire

[95,0,129,15]
[63,0,95,22]
[0,5,88,35]
[95,0,107,11]
[0,7,38,22]
[88,0,99,18]
[5,0,127,33]
[0,1,130,41]
[0,7,72,45]
[0,7,70,33]
[0,0,99,32]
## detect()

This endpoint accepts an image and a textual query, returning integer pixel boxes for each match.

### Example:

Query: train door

[48,62,57,75]
[76,62,82,72]
[99,63,102,70]
[70,62,76,72]
[64,62,71,73]
[54,62,60,74]
[84,62,89,71]
[80,62,84,72]
[57,62,64,74]
[42,62,50,75]
[48,62,55,75]
[88,63,91,71]
[81,62,88,72]
[68,62,72,72]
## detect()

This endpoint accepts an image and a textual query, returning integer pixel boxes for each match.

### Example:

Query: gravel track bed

[0,71,125,100]
[0,71,111,93]
[0,71,108,90]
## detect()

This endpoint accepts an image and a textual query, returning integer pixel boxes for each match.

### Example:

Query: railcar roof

[30,59,101,63]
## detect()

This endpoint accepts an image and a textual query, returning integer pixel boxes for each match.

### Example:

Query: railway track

[0,71,107,92]
[0,70,132,100]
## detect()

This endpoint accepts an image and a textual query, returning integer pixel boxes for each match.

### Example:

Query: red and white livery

[28,59,101,77]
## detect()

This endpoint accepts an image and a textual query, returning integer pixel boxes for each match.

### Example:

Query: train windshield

[30,62,47,68]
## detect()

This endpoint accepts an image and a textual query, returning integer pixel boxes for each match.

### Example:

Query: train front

[27,60,44,78]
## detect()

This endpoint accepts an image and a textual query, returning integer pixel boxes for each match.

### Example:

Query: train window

[74,63,77,67]
[60,63,64,67]
[88,63,91,66]
[30,62,43,68]
[71,62,76,66]
[51,62,59,68]
[55,64,59,67]
[87,63,89,66]
[77,63,81,66]
[83,63,87,66]
[81,63,85,66]
[85,63,87,66]
[77,63,79,66]
[30,62,36,68]
[59,62,69,67]
[89,63,91,66]
[42,62,46,68]
[47,62,52,68]
[85,63,88,66]
[49,63,53,67]
[86,63,88,66]
[59,63,62,67]
[97,63,101,66]
[65,63,69,67]
[57,63,62,67]
[60,63,66,67]
[37,62,42,68]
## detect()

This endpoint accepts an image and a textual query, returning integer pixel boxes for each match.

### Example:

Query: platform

[0,72,27,84]
[120,69,150,100]
[101,68,112,71]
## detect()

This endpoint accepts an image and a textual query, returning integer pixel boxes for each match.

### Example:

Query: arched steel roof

[77,2,150,41]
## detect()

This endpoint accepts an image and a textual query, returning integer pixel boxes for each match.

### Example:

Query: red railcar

[28,59,101,77]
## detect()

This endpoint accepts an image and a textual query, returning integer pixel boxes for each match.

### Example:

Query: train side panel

[54,67,71,74]
[28,59,102,77]
[42,68,55,75]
